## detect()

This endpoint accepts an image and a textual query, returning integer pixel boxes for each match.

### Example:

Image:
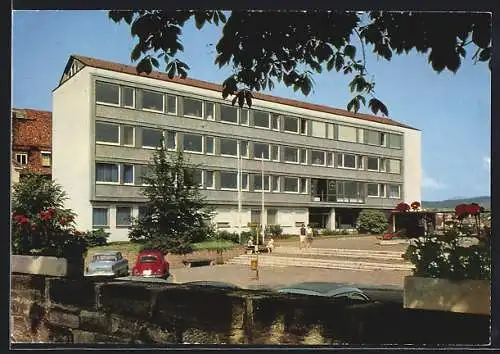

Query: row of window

[94,162,402,198]
[14,152,52,167]
[95,81,403,149]
[95,122,402,174]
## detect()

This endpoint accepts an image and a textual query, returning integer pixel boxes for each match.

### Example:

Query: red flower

[38,210,54,221]
[467,203,481,216]
[59,218,66,226]
[411,201,421,210]
[396,202,410,212]
[455,204,469,218]
[13,214,30,224]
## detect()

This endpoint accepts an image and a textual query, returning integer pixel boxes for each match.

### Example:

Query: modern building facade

[12,108,53,179]
[52,55,421,242]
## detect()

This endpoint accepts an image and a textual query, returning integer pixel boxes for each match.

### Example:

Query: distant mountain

[422,196,490,210]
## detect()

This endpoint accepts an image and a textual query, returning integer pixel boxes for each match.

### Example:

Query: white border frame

[121,86,136,109]
[253,174,271,192]
[283,147,299,164]
[122,125,135,147]
[95,162,120,184]
[283,177,300,194]
[141,89,165,113]
[220,171,238,191]
[95,121,120,146]
[166,94,178,115]
[115,205,133,228]
[141,128,163,149]
[92,206,110,228]
[253,142,270,161]
[15,152,28,165]
[40,151,52,167]
[311,150,326,167]
[122,164,135,185]
[183,97,204,119]
[219,104,239,125]
[205,171,215,189]
[95,81,121,107]
[220,138,239,157]
[182,133,204,154]
[283,116,300,134]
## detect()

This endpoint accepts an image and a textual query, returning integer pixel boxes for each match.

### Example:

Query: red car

[132,249,170,279]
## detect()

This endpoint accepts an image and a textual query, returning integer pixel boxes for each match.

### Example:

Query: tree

[11,173,88,258]
[108,10,491,117]
[356,209,389,234]
[128,142,215,255]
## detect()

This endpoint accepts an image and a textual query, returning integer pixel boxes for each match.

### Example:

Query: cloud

[422,170,446,190]
[482,156,491,171]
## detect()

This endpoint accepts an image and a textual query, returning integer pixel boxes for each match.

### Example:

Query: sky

[12,10,491,201]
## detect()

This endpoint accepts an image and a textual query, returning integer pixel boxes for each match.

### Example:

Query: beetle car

[85,251,129,277]
[132,249,170,279]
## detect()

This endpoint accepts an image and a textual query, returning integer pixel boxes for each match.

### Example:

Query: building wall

[52,68,93,231]
[403,128,422,204]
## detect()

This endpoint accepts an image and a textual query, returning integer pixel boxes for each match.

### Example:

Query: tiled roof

[70,54,418,131]
[12,108,52,150]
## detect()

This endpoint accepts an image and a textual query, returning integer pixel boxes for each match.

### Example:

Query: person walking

[299,224,307,250]
[306,224,314,248]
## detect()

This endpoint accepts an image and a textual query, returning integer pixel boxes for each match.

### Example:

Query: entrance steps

[273,247,405,262]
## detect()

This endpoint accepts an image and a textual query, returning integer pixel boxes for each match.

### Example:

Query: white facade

[52,56,421,242]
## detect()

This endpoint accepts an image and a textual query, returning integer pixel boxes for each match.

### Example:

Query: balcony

[311,192,365,204]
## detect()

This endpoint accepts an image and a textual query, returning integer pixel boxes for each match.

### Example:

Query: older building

[52,54,421,242]
[12,108,52,178]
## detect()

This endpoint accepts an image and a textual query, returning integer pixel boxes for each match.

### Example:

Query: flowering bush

[410,201,421,211]
[396,202,411,212]
[402,204,490,281]
[11,174,88,258]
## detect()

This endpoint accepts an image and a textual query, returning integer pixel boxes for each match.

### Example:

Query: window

[15,153,28,165]
[299,149,307,164]
[380,184,386,197]
[92,208,108,227]
[220,138,238,156]
[96,122,119,144]
[142,128,163,148]
[116,207,132,227]
[284,147,298,163]
[357,155,364,169]
[284,116,299,133]
[240,141,248,157]
[121,87,135,108]
[240,109,249,125]
[241,173,249,190]
[251,210,261,225]
[380,133,387,146]
[337,154,356,168]
[271,145,279,161]
[284,177,299,193]
[388,184,401,198]
[96,163,119,183]
[166,95,177,114]
[300,119,308,135]
[327,152,334,166]
[138,206,147,220]
[96,82,119,105]
[267,209,277,225]
[327,124,335,139]
[367,183,379,197]
[389,134,402,149]
[311,121,326,138]
[41,152,51,167]
[271,114,280,130]
[253,111,270,128]
[220,171,237,189]
[388,159,401,174]
[205,102,215,120]
[254,143,269,160]
[205,137,214,154]
[220,105,238,123]
[253,175,270,191]
[141,90,164,112]
[379,158,387,172]
[123,126,134,146]
[137,165,153,185]
[337,125,357,142]
[183,134,203,153]
[183,97,203,117]
[365,130,380,145]
[166,130,177,150]
[122,164,134,184]
[186,168,202,186]
[205,171,214,188]
[311,151,325,166]
[367,157,379,171]
[272,176,280,192]
[300,178,307,194]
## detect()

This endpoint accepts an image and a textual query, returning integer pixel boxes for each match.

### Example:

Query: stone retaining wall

[11,273,490,345]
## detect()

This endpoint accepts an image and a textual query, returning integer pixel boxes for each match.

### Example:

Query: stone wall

[11,273,490,345]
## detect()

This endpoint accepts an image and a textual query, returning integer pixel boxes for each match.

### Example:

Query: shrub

[240,231,253,244]
[216,230,239,243]
[82,228,110,247]
[356,209,389,235]
[266,224,283,238]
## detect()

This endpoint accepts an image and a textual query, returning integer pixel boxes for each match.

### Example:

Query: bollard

[250,255,259,280]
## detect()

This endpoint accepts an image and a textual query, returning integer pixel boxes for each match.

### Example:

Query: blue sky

[12,10,491,201]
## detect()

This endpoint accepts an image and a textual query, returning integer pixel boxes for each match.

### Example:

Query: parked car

[132,249,170,279]
[85,251,129,277]
[275,282,370,301]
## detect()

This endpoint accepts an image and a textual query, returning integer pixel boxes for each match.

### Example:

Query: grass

[88,239,238,254]
[192,240,238,251]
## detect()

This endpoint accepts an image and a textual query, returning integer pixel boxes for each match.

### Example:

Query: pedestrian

[266,237,275,253]
[299,224,307,250]
[306,224,314,248]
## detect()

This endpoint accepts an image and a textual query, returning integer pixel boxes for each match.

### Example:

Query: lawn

[88,239,238,254]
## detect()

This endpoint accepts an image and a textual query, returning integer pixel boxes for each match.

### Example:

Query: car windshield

[140,255,158,263]
[93,255,117,262]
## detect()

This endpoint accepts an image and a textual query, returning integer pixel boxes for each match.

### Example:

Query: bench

[246,245,271,254]
[182,258,216,268]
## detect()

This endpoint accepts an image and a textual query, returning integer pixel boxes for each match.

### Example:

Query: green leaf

[335,55,344,72]
[136,57,152,74]
[194,12,207,30]
[131,43,143,62]
[237,92,245,108]
[231,95,238,106]
[245,90,253,108]
[151,57,159,68]
[368,98,389,116]
[478,48,490,62]
[326,57,335,71]
[347,97,357,112]
[344,45,356,59]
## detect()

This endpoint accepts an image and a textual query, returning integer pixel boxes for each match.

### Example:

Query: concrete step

[227,254,414,272]
[273,247,404,261]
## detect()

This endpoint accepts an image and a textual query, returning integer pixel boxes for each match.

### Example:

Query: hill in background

[422,196,490,210]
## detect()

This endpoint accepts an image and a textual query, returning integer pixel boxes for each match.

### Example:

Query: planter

[11,254,84,278]
[377,239,410,245]
[404,276,490,315]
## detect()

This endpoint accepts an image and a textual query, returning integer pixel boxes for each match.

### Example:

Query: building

[12,108,53,179]
[52,54,421,242]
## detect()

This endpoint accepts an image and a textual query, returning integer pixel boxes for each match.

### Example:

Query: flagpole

[261,152,265,246]
[237,142,242,244]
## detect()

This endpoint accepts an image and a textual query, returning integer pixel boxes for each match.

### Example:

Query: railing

[311,193,365,204]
